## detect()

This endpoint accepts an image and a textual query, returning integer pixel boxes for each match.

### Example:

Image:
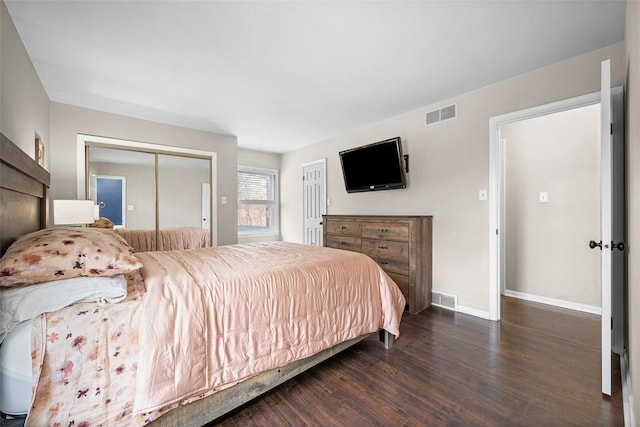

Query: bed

[0,133,405,426]
[115,227,211,252]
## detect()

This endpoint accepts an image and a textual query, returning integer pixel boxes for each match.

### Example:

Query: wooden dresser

[322,215,432,314]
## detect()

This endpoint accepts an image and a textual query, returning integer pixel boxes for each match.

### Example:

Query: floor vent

[432,291,458,311]
[425,103,457,126]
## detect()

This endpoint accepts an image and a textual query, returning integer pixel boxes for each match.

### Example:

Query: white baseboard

[621,350,637,427]
[428,293,492,320]
[503,290,601,315]
[451,290,598,322]
[457,305,491,320]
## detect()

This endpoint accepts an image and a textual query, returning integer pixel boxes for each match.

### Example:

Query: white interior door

[611,86,626,356]
[302,159,326,246]
[600,59,612,396]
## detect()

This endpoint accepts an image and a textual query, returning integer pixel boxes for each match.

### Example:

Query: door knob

[589,240,602,250]
[611,241,625,251]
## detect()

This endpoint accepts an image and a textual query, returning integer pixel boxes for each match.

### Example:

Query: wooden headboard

[0,133,50,255]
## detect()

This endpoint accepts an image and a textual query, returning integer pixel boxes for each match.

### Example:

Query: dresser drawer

[326,235,362,252]
[386,271,409,300]
[370,256,409,276]
[325,221,362,236]
[362,239,408,261]
[361,222,409,241]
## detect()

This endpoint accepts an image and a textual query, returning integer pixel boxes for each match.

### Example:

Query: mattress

[0,319,33,415]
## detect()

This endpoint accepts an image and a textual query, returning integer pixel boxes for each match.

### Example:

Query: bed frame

[0,133,395,426]
[149,333,374,426]
[0,133,50,256]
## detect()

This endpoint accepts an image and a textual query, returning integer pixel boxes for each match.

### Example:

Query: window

[238,166,278,234]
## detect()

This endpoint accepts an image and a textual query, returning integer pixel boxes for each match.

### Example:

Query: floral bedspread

[27,270,175,426]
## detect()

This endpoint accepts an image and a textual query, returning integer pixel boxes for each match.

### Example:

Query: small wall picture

[35,137,45,167]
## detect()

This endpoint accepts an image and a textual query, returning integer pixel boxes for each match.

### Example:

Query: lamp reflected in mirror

[53,200,99,226]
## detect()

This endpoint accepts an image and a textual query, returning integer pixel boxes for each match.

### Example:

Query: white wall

[281,43,625,315]
[624,1,640,420]
[49,102,239,245]
[0,0,49,164]
[502,105,600,308]
[238,148,280,170]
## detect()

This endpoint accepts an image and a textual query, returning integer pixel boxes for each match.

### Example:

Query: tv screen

[339,137,407,193]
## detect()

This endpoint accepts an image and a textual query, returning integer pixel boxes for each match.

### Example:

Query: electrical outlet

[539,192,549,203]
[479,189,488,201]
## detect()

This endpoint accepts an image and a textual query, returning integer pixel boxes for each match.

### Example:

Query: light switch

[539,192,549,203]
[479,189,488,201]
[221,196,227,205]
[127,205,134,211]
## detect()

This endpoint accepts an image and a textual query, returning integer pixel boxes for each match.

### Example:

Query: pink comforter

[116,227,210,252]
[133,242,405,414]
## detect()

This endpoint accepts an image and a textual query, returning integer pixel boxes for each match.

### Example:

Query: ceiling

[6,1,626,153]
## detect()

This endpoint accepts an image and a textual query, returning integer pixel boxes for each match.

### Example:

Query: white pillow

[0,275,127,343]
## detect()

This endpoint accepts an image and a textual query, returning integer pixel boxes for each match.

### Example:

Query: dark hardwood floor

[212,297,624,426]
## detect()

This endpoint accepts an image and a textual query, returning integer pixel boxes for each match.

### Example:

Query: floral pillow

[0,227,143,287]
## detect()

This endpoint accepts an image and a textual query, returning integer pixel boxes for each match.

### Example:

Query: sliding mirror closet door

[157,154,211,234]
[88,146,157,232]
[87,143,214,251]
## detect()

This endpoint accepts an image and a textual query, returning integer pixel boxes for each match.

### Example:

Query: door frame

[488,91,601,321]
[93,174,127,228]
[301,158,327,245]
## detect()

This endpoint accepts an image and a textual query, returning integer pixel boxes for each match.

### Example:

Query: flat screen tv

[339,137,407,193]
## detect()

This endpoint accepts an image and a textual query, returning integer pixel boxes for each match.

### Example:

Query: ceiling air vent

[425,103,457,126]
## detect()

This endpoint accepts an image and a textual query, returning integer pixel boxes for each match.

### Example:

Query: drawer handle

[378,246,388,250]
[377,228,389,232]
[378,261,389,265]
[339,225,347,229]
[340,241,348,245]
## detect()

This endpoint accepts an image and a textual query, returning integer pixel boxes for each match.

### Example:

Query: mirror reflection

[87,145,212,252]
[89,147,156,229]
[158,154,210,230]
